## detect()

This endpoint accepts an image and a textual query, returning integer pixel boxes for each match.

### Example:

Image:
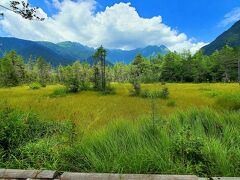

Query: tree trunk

[103,55,106,91]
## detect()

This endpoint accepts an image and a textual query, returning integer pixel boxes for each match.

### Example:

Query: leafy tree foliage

[0,46,239,89]
[0,51,25,86]
[36,57,51,87]
[93,46,107,91]
[58,61,92,92]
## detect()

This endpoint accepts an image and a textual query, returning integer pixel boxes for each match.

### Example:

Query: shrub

[101,86,116,95]
[161,87,169,99]
[0,148,4,166]
[40,83,47,88]
[66,78,80,93]
[29,82,41,90]
[129,82,141,96]
[0,107,66,168]
[171,126,210,176]
[0,108,63,150]
[141,89,161,98]
[140,89,151,97]
[49,88,67,98]
[140,87,169,99]
[79,82,91,91]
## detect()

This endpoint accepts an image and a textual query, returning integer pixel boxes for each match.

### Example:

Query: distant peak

[201,18,240,55]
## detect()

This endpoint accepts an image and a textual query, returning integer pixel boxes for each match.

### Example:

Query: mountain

[0,37,169,65]
[201,20,240,55]
[107,45,169,64]
[0,37,72,66]
[37,41,95,61]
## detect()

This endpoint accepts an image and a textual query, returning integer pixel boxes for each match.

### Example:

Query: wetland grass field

[1,83,239,130]
[0,83,240,176]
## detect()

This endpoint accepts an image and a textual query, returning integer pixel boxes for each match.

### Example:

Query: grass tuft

[215,93,240,111]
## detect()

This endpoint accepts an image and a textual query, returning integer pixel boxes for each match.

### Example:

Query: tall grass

[66,108,239,177]
[0,107,72,169]
[0,83,239,130]
[1,107,238,177]
[215,93,240,111]
[0,83,240,177]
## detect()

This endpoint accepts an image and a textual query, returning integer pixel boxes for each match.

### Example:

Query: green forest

[0,45,240,91]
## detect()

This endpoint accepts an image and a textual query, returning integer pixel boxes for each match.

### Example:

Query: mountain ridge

[0,37,169,65]
[201,20,240,55]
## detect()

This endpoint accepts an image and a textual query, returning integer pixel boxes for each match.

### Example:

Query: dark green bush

[66,78,80,93]
[129,82,141,96]
[49,88,67,98]
[29,82,42,90]
[40,83,47,88]
[101,86,116,95]
[0,108,64,151]
[79,82,91,91]
[161,87,169,99]
[141,89,160,98]
[171,126,210,176]
[0,107,66,168]
[141,87,169,99]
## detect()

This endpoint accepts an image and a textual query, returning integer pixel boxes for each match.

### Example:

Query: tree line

[0,45,239,90]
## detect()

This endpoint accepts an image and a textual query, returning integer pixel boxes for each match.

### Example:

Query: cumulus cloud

[220,7,240,27]
[0,0,207,53]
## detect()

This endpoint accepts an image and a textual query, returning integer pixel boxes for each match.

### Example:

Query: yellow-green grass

[0,83,239,132]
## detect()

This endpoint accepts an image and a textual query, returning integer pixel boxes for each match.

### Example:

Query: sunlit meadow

[1,83,239,132]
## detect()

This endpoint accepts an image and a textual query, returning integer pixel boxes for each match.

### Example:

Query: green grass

[49,87,68,98]
[0,83,239,176]
[0,83,239,131]
[215,93,240,111]
[1,108,239,177]
[74,108,240,176]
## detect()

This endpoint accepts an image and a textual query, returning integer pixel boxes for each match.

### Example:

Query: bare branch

[0,1,45,21]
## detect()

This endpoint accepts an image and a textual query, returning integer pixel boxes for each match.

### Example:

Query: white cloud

[0,0,12,6]
[0,0,207,53]
[220,7,240,27]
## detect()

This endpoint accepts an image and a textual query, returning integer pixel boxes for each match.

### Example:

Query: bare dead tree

[0,1,45,21]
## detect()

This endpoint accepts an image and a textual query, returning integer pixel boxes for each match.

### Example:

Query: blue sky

[28,0,240,42]
[1,0,240,52]
[100,0,240,42]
